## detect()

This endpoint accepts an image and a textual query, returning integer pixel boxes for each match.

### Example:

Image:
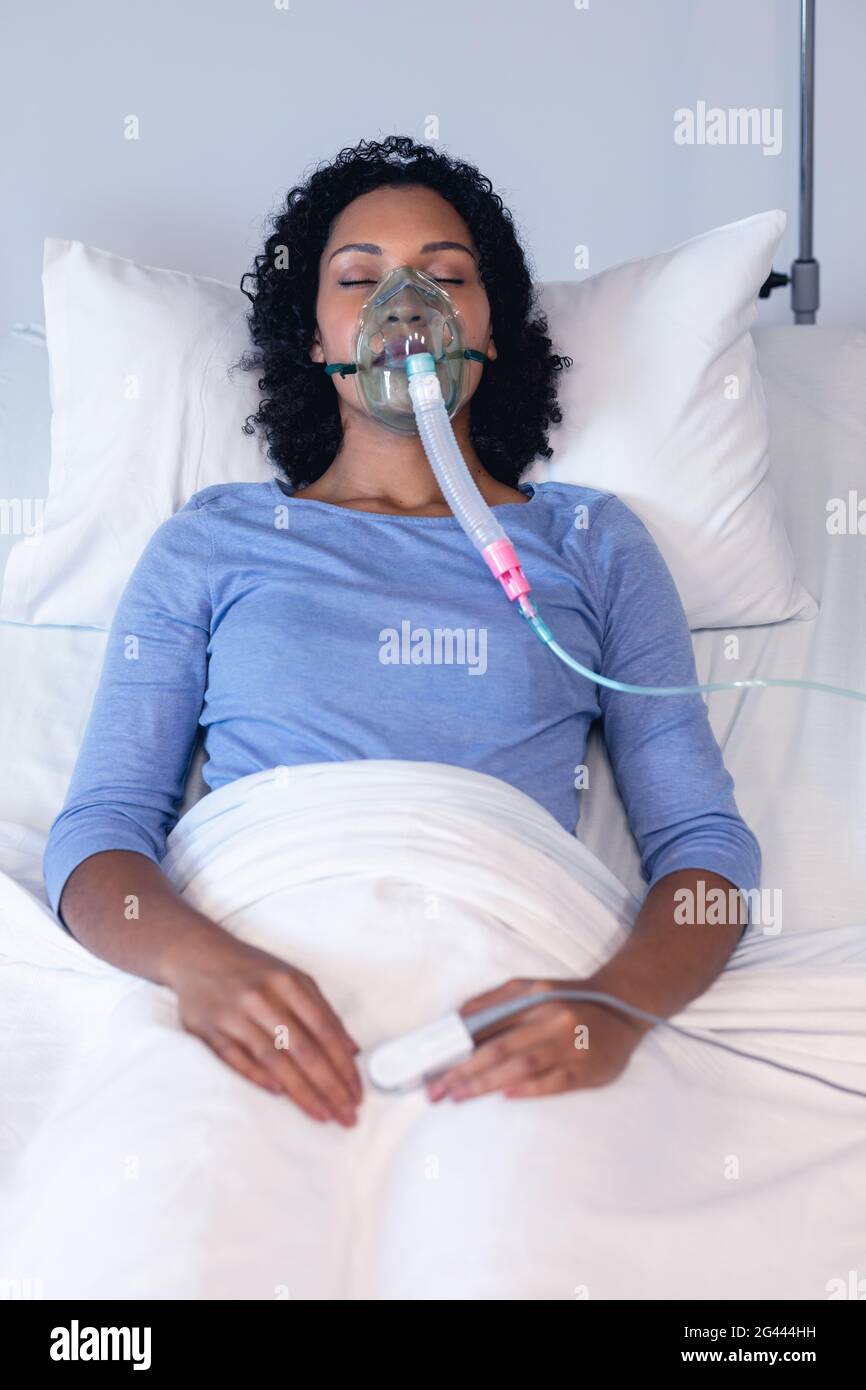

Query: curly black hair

[233,134,572,490]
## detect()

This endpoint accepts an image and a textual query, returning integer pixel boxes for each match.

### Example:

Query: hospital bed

[1,0,864,1289]
[0,314,864,1300]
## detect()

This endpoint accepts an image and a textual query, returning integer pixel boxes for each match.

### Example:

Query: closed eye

[338,278,464,286]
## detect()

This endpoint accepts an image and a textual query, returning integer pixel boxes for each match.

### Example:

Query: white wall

[3,0,864,328]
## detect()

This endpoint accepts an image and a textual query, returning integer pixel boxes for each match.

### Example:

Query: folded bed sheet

[1,760,864,1300]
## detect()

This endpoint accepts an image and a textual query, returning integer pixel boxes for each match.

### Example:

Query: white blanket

[2,759,865,1300]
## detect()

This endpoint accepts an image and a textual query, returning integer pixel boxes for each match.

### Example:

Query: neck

[294,407,520,514]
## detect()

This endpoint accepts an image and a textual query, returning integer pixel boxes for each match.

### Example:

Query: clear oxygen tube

[405,353,535,611]
[405,351,866,706]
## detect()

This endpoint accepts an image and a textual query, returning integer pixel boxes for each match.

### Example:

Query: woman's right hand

[168,933,364,1126]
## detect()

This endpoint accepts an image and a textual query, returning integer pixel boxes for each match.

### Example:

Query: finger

[458,980,558,1047]
[242,990,359,1121]
[450,998,574,1080]
[504,1066,581,1099]
[213,1016,335,1123]
[271,974,363,1104]
[432,1021,556,1094]
[441,1040,558,1102]
[208,1034,284,1097]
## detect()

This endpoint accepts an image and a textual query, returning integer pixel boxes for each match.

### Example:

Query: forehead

[324,185,476,259]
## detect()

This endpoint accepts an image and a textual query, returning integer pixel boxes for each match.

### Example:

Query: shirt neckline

[268,477,539,522]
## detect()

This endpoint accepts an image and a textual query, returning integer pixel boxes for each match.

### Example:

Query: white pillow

[0,238,273,628]
[526,209,817,628]
[1,219,816,631]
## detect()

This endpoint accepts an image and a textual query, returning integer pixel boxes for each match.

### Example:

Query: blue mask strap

[324,348,486,377]
[450,348,488,365]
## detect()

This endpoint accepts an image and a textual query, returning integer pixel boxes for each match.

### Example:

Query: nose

[385,286,428,324]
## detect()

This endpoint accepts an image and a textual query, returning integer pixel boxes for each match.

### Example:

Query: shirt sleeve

[586,494,761,928]
[42,498,213,931]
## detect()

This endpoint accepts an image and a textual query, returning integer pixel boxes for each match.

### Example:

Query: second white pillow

[0,238,273,629]
[527,209,817,629]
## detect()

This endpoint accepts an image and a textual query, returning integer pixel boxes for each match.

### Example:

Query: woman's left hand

[426,976,650,1103]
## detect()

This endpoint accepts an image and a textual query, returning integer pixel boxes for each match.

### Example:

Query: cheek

[338,303,362,353]
[316,293,359,356]
[460,295,492,348]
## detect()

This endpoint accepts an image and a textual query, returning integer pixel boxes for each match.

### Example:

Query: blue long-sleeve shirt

[43,477,761,930]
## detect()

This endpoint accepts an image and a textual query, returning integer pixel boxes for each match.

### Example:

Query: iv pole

[759,0,819,322]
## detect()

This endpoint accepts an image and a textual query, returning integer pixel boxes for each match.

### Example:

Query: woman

[44,134,760,1134]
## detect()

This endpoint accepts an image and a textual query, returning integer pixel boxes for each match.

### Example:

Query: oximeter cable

[464,989,866,1100]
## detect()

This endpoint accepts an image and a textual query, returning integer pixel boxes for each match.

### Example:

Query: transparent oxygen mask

[349,264,474,435]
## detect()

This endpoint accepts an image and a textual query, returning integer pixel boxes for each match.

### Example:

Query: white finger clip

[362,1011,476,1093]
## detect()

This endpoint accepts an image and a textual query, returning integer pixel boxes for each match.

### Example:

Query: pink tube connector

[482,538,532,605]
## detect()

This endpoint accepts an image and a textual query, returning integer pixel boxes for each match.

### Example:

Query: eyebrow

[328,240,477,264]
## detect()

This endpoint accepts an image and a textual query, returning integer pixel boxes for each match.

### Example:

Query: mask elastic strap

[446,348,488,365]
[323,348,487,378]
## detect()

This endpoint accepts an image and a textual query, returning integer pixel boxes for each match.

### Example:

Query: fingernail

[339,1107,357,1127]
[427,1081,446,1101]
[450,1086,469,1101]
